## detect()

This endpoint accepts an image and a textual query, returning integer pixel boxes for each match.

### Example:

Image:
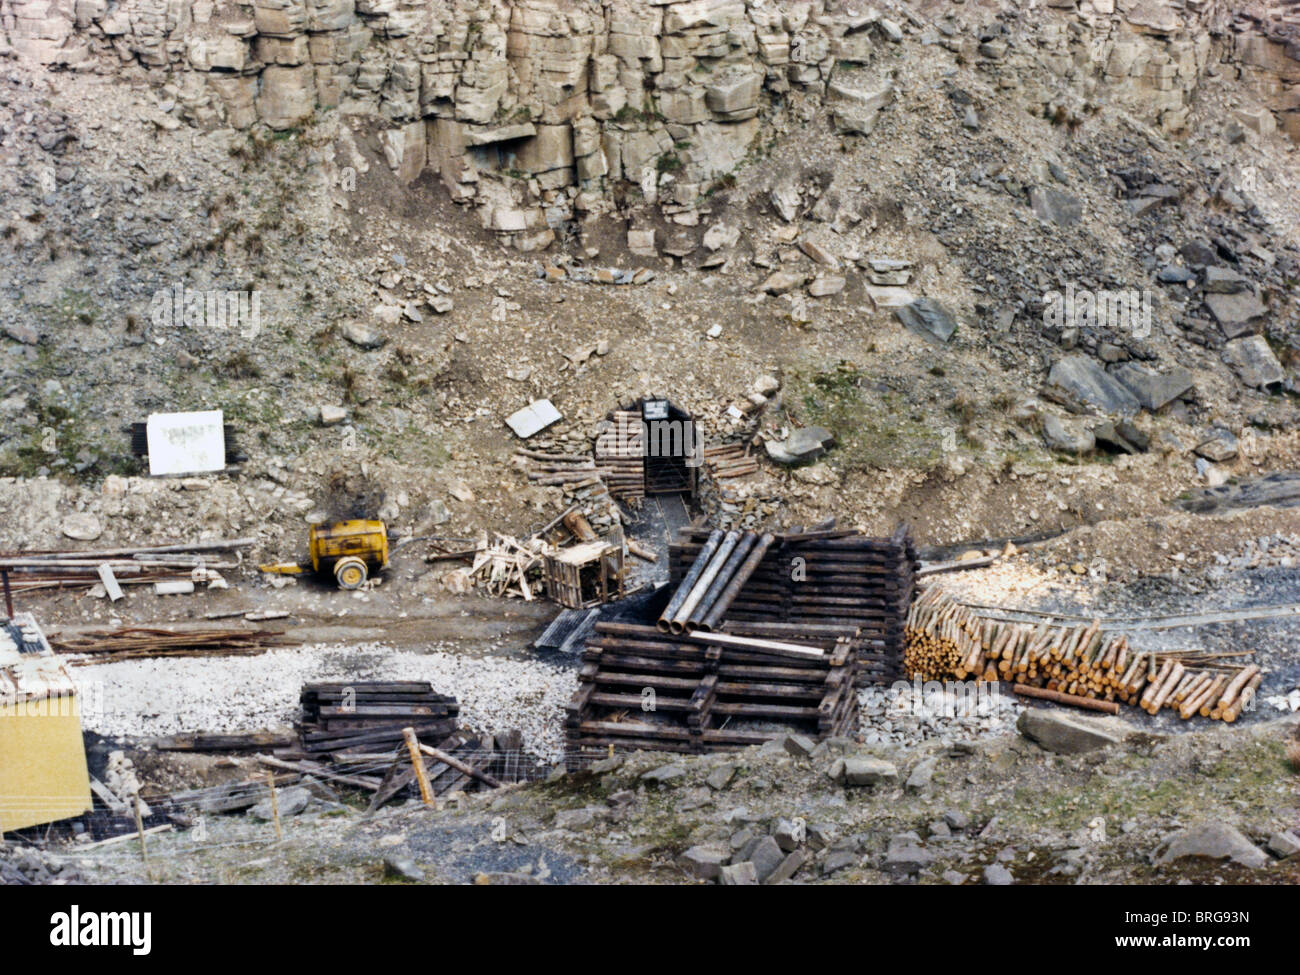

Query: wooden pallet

[564,622,859,769]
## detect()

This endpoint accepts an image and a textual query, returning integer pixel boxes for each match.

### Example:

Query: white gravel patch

[857,680,1023,747]
[73,643,578,763]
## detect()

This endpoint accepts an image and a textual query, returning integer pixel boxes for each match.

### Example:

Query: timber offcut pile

[564,621,859,769]
[517,447,611,498]
[0,537,252,596]
[281,681,539,803]
[49,626,295,664]
[905,587,1264,721]
[666,525,916,685]
[702,441,758,480]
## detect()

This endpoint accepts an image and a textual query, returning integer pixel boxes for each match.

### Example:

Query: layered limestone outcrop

[2,0,1296,250]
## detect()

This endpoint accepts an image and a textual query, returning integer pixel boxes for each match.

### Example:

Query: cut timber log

[417,743,502,789]
[1012,683,1120,715]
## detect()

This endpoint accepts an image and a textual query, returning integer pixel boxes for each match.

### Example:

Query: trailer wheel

[334,557,368,590]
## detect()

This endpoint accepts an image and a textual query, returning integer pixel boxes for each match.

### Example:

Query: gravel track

[74,643,578,763]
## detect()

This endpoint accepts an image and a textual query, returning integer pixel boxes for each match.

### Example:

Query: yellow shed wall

[0,696,92,832]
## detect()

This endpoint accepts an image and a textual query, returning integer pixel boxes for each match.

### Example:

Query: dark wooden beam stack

[564,621,859,770]
[594,409,645,500]
[666,526,916,685]
[294,682,460,757]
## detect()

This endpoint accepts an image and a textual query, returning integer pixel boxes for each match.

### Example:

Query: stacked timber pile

[0,537,252,597]
[514,445,623,526]
[905,587,1265,721]
[292,682,460,758]
[565,621,859,768]
[49,626,296,664]
[702,441,758,480]
[594,409,645,501]
[666,526,916,685]
[903,586,978,681]
[517,447,606,494]
[278,681,539,803]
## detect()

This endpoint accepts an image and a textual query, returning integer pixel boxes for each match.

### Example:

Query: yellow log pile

[904,586,1263,722]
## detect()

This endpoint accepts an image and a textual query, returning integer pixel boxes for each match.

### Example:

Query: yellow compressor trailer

[261,519,389,590]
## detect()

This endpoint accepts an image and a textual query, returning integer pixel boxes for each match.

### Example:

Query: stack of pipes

[658,530,776,634]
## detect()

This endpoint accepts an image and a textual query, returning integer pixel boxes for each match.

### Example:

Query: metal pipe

[669,531,739,634]
[687,533,757,632]
[699,532,775,631]
[657,530,722,632]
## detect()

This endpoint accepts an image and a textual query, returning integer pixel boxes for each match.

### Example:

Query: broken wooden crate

[543,539,625,609]
[564,621,859,770]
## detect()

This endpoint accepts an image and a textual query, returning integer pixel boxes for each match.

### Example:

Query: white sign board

[505,399,562,439]
[146,410,226,476]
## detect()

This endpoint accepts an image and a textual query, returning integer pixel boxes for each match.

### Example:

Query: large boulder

[828,80,893,135]
[765,426,834,465]
[1016,708,1136,754]
[679,846,729,880]
[883,835,933,876]
[1042,414,1096,454]
[1112,363,1194,411]
[249,786,311,821]
[745,836,786,882]
[1204,292,1267,338]
[895,298,958,344]
[1156,823,1270,869]
[1223,335,1285,390]
[834,756,899,786]
[1046,356,1141,415]
[1194,427,1238,462]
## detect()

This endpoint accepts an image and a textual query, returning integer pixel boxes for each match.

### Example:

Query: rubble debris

[457,533,548,601]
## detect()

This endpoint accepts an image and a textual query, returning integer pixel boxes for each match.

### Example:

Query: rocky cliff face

[3,0,1296,250]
